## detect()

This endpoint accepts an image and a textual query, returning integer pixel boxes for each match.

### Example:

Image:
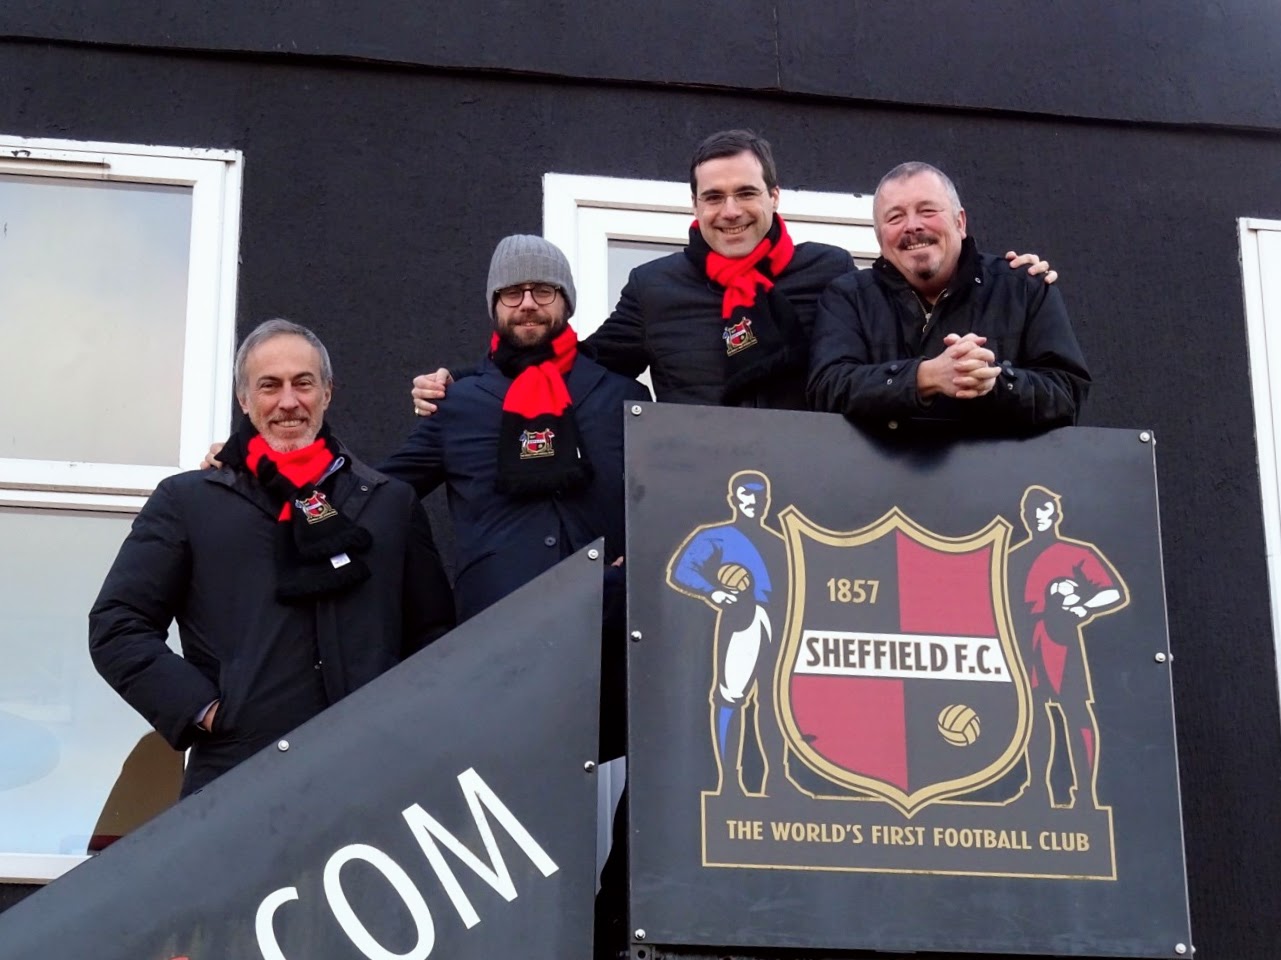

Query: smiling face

[874,170,967,299]
[692,150,780,257]
[493,284,569,350]
[237,334,332,452]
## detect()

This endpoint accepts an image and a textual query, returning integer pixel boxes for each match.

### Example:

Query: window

[0,136,241,880]
[1240,218,1281,715]
[543,173,876,871]
[0,137,242,510]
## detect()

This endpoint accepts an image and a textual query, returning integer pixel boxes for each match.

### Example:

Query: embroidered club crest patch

[295,490,338,524]
[722,316,757,356]
[520,428,556,459]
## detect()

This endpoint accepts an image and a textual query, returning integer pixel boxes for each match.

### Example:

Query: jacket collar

[873,235,982,302]
[473,351,604,402]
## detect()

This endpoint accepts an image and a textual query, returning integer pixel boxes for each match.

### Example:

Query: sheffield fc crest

[519,428,556,459]
[777,506,1029,814]
[295,490,337,524]
[722,316,758,356]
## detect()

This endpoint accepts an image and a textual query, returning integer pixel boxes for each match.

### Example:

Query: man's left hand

[1005,250,1058,284]
[201,442,226,470]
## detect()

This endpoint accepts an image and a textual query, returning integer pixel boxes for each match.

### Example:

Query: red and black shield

[776,506,1030,814]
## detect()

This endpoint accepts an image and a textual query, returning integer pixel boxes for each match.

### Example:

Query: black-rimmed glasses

[497,283,559,307]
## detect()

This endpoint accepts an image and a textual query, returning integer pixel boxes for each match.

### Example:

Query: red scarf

[699,214,796,319]
[246,435,334,521]
[489,325,578,419]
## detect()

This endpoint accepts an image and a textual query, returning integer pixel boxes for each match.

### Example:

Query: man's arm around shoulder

[88,477,220,750]
[580,268,651,380]
[379,408,449,499]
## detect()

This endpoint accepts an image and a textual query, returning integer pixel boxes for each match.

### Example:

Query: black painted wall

[2,4,1280,957]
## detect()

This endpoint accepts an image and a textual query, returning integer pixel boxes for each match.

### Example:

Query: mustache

[898,231,938,250]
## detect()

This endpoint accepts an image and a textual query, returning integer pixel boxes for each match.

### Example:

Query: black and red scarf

[684,213,806,404]
[490,325,592,497]
[217,417,372,601]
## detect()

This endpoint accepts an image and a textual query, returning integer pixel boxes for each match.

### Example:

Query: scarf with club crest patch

[490,325,593,497]
[217,417,372,602]
[684,213,807,404]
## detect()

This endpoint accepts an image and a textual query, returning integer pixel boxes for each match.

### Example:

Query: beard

[495,317,564,351]
[898,233,942,281]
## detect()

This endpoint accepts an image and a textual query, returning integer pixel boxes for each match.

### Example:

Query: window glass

[0,507,183,857]
[0,174,191,466]
[606,239,682,312]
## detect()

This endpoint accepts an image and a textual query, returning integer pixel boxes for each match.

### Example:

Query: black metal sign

[626,405,1191,958]
[0,546,605,960]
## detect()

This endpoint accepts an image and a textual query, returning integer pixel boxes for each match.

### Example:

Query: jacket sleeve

[983,282,1090,429]
[580,271,651,379]
[793,246,859,341]
[88,480,220,751]
[378,415,448,498]
[401,497,456,658]
[807,279,929,425]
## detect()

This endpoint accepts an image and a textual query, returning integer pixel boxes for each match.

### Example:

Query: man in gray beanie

[380,230,646,655]
[381,236,646,957]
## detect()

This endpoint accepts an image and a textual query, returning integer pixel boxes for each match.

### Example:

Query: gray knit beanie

[486,234,577,319]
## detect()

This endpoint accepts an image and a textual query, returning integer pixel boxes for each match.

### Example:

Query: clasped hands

[916,333,1000,400]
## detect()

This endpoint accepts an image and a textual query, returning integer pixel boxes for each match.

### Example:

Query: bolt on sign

[626,404,1191,958]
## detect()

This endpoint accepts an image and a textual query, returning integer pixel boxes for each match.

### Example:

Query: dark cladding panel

[0,546,605,960]
[774,0,1281,130]
[4,2,1281,130]
[0,0,779,91]
[626,404,1190,956]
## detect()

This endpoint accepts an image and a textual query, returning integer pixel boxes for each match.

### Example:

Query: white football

[1051,579,1080,606]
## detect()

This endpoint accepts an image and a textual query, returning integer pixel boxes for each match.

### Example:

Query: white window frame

[543,172,877,874]
[0,137,240,884]
[543,173,878,338]
[0,136,242,512]
[1240,217,1281,713]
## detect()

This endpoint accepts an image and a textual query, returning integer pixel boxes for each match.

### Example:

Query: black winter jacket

[584,242,855,409]
[808,237,1090,436]
[89,449,454,795]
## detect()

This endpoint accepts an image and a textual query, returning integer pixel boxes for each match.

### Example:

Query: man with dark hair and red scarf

[90,319,454,797]
[411,130,1054,414]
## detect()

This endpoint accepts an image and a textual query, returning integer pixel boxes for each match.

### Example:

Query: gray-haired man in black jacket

[809,161,1090,436]
[90,319,454,797]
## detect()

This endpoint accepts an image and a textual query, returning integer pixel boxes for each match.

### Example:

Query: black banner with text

[0,546,604,960]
